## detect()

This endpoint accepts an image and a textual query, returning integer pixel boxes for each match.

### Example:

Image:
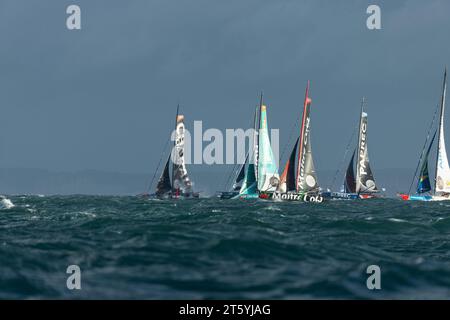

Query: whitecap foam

[264,205,282,212]
[0,196,14,209]
[388,218,407,223]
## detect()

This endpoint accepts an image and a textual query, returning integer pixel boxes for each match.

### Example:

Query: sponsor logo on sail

[359,120,368,176]
[298,117,310,189]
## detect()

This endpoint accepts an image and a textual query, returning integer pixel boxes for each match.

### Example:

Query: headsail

[278,137,299,193]
[344,150,356,193]
[172,114,193,194]
[296,81,319,193]
[417,131,436,194]
[232,154,247,191]
[239,105,259,197]
[434,69,450,194]
[257,105,280,192]
[355,102,378,194]
[155,156,172,196]
[239,163,257,195]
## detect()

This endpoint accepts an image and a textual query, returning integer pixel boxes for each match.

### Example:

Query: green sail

[257,105,280,192]
[238,163,257,196]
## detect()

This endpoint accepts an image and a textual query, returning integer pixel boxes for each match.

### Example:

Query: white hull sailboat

[399,69,450,201]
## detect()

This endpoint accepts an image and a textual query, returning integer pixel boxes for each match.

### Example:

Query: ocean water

[1,195,450,299]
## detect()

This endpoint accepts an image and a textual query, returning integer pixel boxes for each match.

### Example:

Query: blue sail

[238,163,258,197]
[417,131,437,194]
[257,105,280,192]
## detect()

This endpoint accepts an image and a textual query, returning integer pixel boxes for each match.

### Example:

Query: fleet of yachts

[148,69,449,202]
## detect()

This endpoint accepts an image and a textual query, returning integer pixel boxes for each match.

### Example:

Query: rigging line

[171,105,180,195]
[221,106,256,191]
[278,112,301,168]
[407,103,439,194]
[328,124,358,191]
[222,150,249,191]
[226,151,250,191]
[145,133,172,193]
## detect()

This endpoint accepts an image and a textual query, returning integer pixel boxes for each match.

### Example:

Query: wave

[0,196,14,209]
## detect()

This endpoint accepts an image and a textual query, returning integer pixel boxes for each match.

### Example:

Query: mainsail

[417,132,436,194]
[278,137,299,193]
[434,69,450,194]
[172,114,193,194]
[344,150,356,193]
[155,156,172,196]
[296,81,319,193]
[257,105,280,192]
[253,103,260,183]
[355,104,378,194]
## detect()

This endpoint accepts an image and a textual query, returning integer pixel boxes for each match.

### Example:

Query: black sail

[344,150,356,193]
[356,109,378,193]
[286,137,299,192]
[156,156,172,196]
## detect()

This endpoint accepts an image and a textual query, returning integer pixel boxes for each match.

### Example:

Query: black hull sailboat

[144,106,199,200]
[261,81,324,203]
[322,98,381,200]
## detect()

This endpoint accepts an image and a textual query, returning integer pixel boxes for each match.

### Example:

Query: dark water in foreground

[1,196,450,299]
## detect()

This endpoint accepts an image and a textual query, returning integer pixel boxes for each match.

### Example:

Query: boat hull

[321,192,359,200]
[143,192,200,200]
[234,193,259,200]
[216,191,239,199]
[398,193,450,201]
[259,191,324,203]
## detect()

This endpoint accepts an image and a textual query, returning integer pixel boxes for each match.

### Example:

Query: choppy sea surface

[1,195,450,299]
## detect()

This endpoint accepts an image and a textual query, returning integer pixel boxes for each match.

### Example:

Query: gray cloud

[0,1,449,192]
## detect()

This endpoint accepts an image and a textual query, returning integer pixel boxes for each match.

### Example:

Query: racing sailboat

[147,106,199,199]
[262,81,323,202]
[236,94,280,199]
[399,69,450,201]
[322,98,380,200]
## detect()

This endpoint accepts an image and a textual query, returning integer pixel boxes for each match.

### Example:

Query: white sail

[435,70,450,193]
[172,115,193,193]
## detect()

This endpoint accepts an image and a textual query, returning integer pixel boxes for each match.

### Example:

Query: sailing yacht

[262,81,324,202]
[322,98,380,200]
[148,107,199,199]
[234,94,279,199]
[399,69,450,201]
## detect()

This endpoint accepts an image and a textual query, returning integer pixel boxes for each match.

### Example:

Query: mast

[254,92,263,183]
[171,104,180,196]
[296,81,310,192]
[355,97,365,194]
[434,68,447,194]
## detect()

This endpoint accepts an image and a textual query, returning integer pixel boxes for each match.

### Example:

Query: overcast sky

[0,0,449,176]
